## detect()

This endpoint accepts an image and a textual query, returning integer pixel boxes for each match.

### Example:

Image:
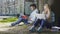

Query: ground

[0,23,60,34]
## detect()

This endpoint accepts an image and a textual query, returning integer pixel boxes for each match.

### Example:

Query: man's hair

[30,4,36,8]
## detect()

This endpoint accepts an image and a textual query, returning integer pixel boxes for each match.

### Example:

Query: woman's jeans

[34,19,46,28]
[30,19,53,31]
[29,19,46,31]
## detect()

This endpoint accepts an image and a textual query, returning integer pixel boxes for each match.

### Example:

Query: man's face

[30,6,35,11]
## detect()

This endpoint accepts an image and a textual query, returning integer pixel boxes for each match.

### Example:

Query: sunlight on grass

[0,17,18,23]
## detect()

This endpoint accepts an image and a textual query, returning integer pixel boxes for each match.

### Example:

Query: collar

[33,9,38,12]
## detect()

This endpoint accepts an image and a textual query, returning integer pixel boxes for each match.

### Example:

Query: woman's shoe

[29,26,36,32]
[37,27,42,32]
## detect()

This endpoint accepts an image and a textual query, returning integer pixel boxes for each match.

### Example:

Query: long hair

[44,4,51,10]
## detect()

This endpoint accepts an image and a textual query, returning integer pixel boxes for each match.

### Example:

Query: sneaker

[37,27,42,32]
[29,26,36,32]
[9,23,15,27]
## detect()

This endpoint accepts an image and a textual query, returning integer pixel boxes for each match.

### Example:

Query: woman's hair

[44,4,51,10]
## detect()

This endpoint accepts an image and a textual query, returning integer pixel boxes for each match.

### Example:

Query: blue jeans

[44,21,54,29]
[11,17,28,26]
[29,19,46,32]
[34,19,46,28]
[34,19,53,29]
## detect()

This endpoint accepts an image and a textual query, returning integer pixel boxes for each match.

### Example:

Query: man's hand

[22,15,28,19]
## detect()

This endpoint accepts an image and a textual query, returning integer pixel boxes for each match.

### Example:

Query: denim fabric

[11,17,28,26]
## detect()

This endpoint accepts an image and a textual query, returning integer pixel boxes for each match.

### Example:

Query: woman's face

[44,5,48,11]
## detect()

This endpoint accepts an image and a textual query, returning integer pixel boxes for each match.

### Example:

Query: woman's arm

[47,10,51,19]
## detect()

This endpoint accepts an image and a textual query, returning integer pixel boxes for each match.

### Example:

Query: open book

[36,14,46,19]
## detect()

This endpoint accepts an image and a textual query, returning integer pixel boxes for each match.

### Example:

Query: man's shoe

[9,23,15,27]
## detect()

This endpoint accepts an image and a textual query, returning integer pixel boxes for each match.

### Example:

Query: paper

[36,14,46,19]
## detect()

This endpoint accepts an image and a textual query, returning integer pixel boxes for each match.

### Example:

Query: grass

[0,17,18,23]
[0,23,60,34]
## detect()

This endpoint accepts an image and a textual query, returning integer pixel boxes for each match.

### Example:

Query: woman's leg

[37,19,46,32]
[45,21,53,29]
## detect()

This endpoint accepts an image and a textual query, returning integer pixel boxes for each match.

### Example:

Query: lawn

[0,17,18,23]
[0,25,60,34]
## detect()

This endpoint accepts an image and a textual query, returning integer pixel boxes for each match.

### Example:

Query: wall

[51,0,60,26]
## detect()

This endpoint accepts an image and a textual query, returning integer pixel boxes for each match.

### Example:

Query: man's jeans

[11,17,28,26]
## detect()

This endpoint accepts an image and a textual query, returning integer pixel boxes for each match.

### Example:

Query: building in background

[0,0,54,16]
[0,0,38,16]
[0,0,24,16]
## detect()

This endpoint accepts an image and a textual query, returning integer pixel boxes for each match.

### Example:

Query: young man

[10,4,39,26]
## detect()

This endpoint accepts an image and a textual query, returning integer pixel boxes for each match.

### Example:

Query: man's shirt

[29,9,38,21]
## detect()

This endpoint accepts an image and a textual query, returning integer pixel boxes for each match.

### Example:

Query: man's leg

[11,17,24,26]
[34,19,41,27]
[23,19,29,24]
